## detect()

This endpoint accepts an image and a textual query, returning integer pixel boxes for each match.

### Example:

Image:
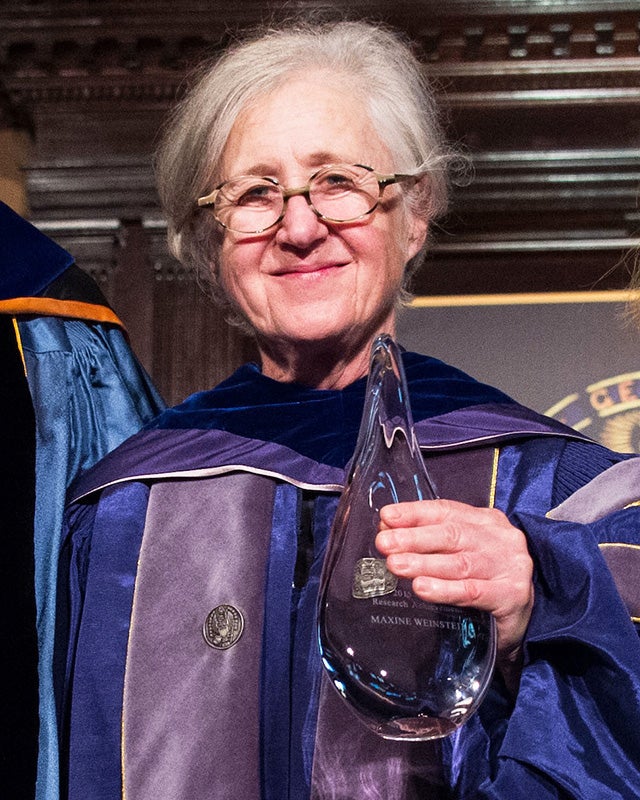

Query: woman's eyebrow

[229,153,353,179]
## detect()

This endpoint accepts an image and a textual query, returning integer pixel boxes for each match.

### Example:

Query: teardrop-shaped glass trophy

[317,334,496,740]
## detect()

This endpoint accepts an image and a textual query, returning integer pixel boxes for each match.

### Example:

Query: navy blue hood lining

[0,202,74,300]
[145,352,515,468]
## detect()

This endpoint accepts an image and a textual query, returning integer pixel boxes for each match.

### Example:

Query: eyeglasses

[196,163,416,234]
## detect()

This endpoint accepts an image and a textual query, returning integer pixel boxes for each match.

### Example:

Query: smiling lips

[274,261,348,276]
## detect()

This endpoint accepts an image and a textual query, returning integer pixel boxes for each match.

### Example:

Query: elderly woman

[57,20,640,800]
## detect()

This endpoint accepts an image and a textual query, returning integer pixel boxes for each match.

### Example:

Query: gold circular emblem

[545,371,640,454]
[600,409,640,454]
[202,604,244,650]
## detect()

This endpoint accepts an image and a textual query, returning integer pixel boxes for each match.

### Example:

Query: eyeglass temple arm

[377,172,418,190]
[197,191,218,207]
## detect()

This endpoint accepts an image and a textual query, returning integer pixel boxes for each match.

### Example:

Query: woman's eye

[320,173,356,192]
[236,185,275,206]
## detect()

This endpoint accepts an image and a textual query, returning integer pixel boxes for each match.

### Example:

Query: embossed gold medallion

[203,604,244,649]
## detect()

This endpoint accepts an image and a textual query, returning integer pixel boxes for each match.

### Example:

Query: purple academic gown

[58,356,640,799]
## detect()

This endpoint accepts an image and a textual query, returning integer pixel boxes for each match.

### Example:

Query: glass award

[317,334,496,740]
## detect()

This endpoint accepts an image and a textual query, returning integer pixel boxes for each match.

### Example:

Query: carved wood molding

[2,1,639,105]
[2,1,639,298]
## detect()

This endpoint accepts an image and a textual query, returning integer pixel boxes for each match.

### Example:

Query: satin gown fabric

[1,201,165,800]
[58,356,640,799]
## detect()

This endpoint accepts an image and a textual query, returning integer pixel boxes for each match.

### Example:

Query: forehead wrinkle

[219,75,395,183]
[224,151,363,183]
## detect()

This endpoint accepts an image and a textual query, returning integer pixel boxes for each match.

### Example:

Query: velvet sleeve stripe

[0,297,124,327]
[66,482,150,800]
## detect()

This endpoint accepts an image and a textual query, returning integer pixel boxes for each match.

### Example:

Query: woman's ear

[404,175,430,261]
[406,211,428,262]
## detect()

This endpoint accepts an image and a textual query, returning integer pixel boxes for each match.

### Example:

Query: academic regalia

[0,201,165,800]
[57,354,640,799]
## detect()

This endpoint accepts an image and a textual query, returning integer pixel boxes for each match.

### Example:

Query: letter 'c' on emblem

[203,604,244,649]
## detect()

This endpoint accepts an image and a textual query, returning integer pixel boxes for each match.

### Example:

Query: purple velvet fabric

[68,402,581,505]
[68,428,344,504]
[118,448,498,798]
[547,458,640,524]
[123,475,274,798]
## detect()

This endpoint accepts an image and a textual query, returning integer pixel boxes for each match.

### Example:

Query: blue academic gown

[58,356,640,799]
[0,201,165,800]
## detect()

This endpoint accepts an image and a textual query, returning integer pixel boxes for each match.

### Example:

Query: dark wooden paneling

[2,1,639,402]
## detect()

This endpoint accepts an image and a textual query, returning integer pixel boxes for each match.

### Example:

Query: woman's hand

[375,498,534,692]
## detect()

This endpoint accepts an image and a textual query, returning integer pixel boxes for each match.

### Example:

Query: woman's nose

[275,194,328,249]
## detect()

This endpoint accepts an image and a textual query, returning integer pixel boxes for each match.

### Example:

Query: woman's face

[217,74,427,367]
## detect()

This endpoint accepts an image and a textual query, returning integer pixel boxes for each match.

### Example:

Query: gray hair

[155,19,460,314]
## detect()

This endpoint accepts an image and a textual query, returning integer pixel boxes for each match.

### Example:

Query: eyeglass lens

[215,165,382,233]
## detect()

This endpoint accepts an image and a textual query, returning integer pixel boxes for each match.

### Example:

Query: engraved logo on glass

[352,557,398,599]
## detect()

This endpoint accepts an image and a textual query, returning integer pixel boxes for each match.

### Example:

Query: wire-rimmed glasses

[196,163,417,234]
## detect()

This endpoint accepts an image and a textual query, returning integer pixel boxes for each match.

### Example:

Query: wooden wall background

[2,0,639,405]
